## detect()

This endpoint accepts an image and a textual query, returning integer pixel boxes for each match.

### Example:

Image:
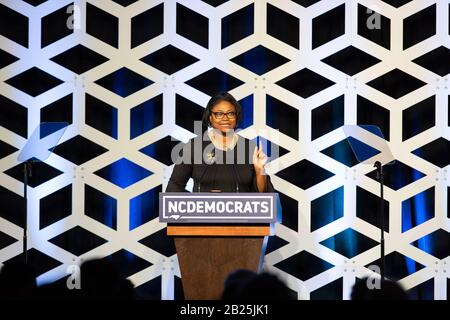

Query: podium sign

[160,192,278,299]
[159,192,277,223]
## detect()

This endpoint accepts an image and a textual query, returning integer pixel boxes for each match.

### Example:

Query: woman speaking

[166,92,274,193]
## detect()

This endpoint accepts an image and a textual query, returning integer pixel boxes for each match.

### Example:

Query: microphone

[232,164,241,193]
[198,150,215,192]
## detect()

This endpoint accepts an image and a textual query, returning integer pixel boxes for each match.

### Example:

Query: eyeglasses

[211,111,236,119]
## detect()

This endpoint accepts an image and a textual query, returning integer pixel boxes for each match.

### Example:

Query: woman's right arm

[165,163,193,192]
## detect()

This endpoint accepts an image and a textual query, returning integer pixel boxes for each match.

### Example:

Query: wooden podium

[168,225,270,300]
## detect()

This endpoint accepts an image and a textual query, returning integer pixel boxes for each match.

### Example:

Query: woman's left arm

[255,169,267,192]
[253,142,269,192]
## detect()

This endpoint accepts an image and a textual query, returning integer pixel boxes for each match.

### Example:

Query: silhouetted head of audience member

[222,269,296,300]
[351,277,410,300]
[80,258,135,299]
[222,269,256,300]
[0,260,37,300]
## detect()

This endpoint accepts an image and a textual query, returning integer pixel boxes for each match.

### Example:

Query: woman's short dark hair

[202,92,243,128]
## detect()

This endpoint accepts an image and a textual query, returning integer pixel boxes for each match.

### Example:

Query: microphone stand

[374,161,385,281]
[23,160,32,264]
[232,164,240,193]
[197,165,209,192]
[198,151,215,192]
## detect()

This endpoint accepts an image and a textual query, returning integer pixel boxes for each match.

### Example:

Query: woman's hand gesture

[253,141,268,174]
